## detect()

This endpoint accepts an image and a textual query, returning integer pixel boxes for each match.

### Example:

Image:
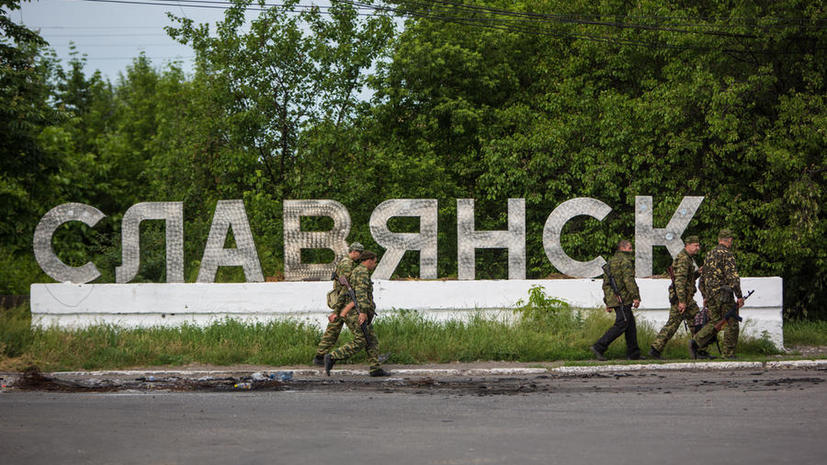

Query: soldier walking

[312,242,363,366]
[690,229,744,359]
[649,236,704,359]
[591,240,644,361]
[324,250,389,377]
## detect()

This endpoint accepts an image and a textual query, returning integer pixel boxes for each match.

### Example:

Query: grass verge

[784,320,827,346]
[0,287,808,371]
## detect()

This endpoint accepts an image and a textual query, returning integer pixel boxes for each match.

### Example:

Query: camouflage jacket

[670,249,700,304]
[700,243,742,299]
[332,256,356,296]
[602,251,640,308]
[349,263,375,315]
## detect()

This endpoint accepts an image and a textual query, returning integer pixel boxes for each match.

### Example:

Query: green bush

[0,304,34,359]
[0,249,46,294]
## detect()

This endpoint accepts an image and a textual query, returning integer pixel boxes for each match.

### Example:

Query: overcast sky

[14,0,252,82]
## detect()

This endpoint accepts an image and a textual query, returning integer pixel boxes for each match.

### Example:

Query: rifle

[713,289,755,331]
[667,265,690,334]
[332,271,376,350]
[602,263,627,322]
[666,265,679,306]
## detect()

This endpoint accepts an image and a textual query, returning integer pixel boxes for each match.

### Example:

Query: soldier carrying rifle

[591,239,644,361]
[313,242,363,366]
[324,250,389,377]
[691,229,745,359]
[649,235,708,359]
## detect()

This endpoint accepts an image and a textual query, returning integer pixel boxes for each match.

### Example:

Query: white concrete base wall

[31,277,784,347]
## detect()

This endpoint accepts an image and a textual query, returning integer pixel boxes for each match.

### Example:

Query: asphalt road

[2,368,825,465]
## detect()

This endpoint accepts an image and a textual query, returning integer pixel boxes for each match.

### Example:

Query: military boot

[688,340,699,359]
[312,354,325,366]
[369,368,390,377]
[590,345,607,361]
[696,350,716,360]
[648,347,663,360]
[323,354,336,376]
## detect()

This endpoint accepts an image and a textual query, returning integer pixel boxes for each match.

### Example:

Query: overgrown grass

[0,286,805,371]
[0,304,34,360]
[784,320,827,346]
[0,304,322,371]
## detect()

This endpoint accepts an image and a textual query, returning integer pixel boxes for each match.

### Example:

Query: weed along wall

[30,277,784,348]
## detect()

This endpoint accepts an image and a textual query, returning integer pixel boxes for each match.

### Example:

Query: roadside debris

[7,365,825,396]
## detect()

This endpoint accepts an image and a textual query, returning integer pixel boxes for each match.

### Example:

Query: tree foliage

[1,0,824,319]
[1,0,58,248]
[366,0,826,317]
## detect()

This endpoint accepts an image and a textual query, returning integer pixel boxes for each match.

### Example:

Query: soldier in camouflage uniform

[312,242,364,366]
[591,240,644,361]
[324,250,389,377]
[690,229,744,359]
[649,236,703,359]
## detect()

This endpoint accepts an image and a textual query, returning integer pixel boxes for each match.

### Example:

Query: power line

[391,0,751,37]
[366,0,825,43]
[49,43,185,46]
[353,1,824,54]
[28,26,165,29]
[83,0,827,26]
[46,33,179,37]
[166,0,374,11]
[78,56,195,60]
[393,0,827,29]
[79,0,827,36]
[83,0,245,11]
[81,0,376,14]
[346,1,728,51]
[395,6,688,51]
[74,0,825,55]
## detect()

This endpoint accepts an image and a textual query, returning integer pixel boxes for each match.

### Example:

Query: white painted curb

[46,360,827,379]
[551,362,762,374]
[765,360,827,369]
[551,360,827,375]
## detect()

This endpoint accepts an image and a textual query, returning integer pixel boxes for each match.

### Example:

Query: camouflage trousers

[694,297,739,357]
[329,309,380,371]
[651,300,700,353]
[315,313,345,356]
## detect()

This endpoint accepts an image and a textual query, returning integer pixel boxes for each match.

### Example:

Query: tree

[165,0,395,274]
[166,0,394,198]
[0,0,61,252]
[366,0,826,315]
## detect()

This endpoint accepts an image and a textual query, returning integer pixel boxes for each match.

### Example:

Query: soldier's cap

[684,235,700,244]
[348,242,365,252]
[718,229,735,239]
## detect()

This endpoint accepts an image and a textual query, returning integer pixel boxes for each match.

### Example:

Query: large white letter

[283,199,351,281]
[33,203,105,283]
[543,197,612,278]
[197,200,263,282]
[369,199,438,280]
[635,196,704,277]
[457,198,525,280]
[115,202,184,283]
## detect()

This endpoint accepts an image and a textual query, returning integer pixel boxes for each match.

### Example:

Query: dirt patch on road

[13,367,120,393]
[10,366,826,397]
